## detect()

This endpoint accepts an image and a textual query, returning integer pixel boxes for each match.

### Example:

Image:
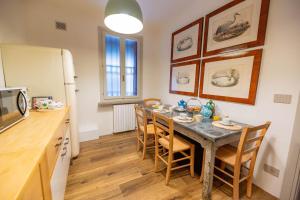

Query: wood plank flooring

[65,132,277,200]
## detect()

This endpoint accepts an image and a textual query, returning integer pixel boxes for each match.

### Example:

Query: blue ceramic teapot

[178,99,187,109]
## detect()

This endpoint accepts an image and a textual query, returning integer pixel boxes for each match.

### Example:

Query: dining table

[144,105,249,200]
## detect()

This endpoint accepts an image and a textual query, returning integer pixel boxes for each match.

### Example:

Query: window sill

[98,99,143,107]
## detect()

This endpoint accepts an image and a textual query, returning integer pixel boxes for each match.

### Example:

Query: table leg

[202,142,216,200]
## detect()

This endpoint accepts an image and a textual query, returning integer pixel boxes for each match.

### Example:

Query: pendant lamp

[104,0,143,34]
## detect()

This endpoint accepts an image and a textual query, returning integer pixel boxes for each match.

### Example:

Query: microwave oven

[0,88,29,133]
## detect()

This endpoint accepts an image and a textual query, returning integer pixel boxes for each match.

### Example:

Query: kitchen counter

[0,108,69,200]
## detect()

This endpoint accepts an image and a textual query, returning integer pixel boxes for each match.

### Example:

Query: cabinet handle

[61,147,67,157]
[64,138,70,145]
[58,137,63,141]
[55,142,62,147]
[65,119,70,124]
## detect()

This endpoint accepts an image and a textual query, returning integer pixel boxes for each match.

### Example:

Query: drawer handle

[55,142,62,147]
[65,119,70,124]
[64,138,70,145]
[58,137,63,141]
[61,147,67,157]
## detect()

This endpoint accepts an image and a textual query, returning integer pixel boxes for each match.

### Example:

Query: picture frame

[169,60,200,96]
[32,96,53,109]
[199,49,262,105]
[171,18,203,63]
[203,0,270,57]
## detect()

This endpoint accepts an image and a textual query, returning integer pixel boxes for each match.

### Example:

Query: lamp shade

[104,0,143,34]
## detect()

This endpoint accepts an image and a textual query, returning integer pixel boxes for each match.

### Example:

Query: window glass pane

[105,34,121,97]
[125,39,138,96]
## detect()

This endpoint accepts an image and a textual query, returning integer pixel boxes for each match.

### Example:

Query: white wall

[156,0,300,197]
[0,0,161,141]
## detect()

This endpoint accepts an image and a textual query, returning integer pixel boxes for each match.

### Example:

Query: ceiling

[41,0,229,25]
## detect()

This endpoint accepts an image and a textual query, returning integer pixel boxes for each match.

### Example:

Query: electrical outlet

[274,94,292,104]
[264,164,280,177]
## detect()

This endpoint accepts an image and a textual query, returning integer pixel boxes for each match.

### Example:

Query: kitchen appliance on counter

[0,87,29,133]
[0,44,79,158]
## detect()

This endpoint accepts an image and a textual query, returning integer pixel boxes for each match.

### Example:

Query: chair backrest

[235,122,271,166]
[144,98,161,107]
[152,112,174,152]
[134,105,147,133]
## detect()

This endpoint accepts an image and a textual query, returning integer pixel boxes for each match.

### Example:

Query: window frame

[99,28,143,105]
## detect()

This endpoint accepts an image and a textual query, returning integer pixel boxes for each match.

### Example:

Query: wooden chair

[201,122,271,200]
[134,105,163,159]
[143,98,161,107]
[152,112,195,185]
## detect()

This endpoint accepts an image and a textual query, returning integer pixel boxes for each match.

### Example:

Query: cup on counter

[194,114,203,122]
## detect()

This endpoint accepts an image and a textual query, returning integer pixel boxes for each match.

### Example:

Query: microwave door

[0,90,24,132]
[17,91,27,116]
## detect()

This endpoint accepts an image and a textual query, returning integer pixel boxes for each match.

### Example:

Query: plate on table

[173,116,194,123]
[212,121,242,131]
[219,121,234,126]
[153,109,168,113]
[174,107,186,112]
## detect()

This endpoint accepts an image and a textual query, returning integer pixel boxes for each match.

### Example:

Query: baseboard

[79,130,101,142]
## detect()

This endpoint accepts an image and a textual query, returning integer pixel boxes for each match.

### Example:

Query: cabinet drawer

[46,117,70,177]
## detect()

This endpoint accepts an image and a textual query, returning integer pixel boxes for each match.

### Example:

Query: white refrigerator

[0,44,80,157]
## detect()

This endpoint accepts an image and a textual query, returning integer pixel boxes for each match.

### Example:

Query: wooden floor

[65,132,277,200]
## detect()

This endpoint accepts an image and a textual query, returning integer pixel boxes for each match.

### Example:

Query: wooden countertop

[0,108,69,200]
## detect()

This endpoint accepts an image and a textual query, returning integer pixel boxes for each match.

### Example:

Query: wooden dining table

[145,106,249,200]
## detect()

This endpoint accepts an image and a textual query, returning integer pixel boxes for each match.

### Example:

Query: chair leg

[165,153,173,185]
[142,133,148,160]
[154,135,159,172]
[136,130,140,152]
[247,159,256,198]
[233,168,241,200]
[247,176,253,198]
[200,149,205,183]
[190,145,195,177]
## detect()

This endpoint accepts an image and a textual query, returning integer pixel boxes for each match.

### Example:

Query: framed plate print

[199,49,262,105]
[170,60,200,96]
[171,18,203,63]
[203,0,270,57]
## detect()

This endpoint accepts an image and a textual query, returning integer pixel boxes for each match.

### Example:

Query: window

[101,31,142,103]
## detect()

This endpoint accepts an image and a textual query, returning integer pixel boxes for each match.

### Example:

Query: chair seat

[216,145,253,166]
[158,135,191,152]
[140,124,163,134]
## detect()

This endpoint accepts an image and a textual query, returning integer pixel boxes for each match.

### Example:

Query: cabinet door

[20,166,44,200]
[50,127,71,200]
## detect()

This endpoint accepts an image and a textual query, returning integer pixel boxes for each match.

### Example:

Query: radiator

[113,104,136,133]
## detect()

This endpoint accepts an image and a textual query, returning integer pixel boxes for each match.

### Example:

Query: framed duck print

[199,49,262,105]
[170,60,200,96]
[203,0,270,57]
[171,18,203,63]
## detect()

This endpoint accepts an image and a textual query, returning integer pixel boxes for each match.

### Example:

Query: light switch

[274,94,292,104]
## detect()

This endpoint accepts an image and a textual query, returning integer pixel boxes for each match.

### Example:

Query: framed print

[203,0,270,56]
[199,49,262,105]
[170,60,200,96]
[32,96,53,109]
[171,18,203,63]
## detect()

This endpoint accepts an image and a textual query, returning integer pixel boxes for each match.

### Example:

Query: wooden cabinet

[46,117,69,178]
[0,109,71,200]
[19,166,44,200]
